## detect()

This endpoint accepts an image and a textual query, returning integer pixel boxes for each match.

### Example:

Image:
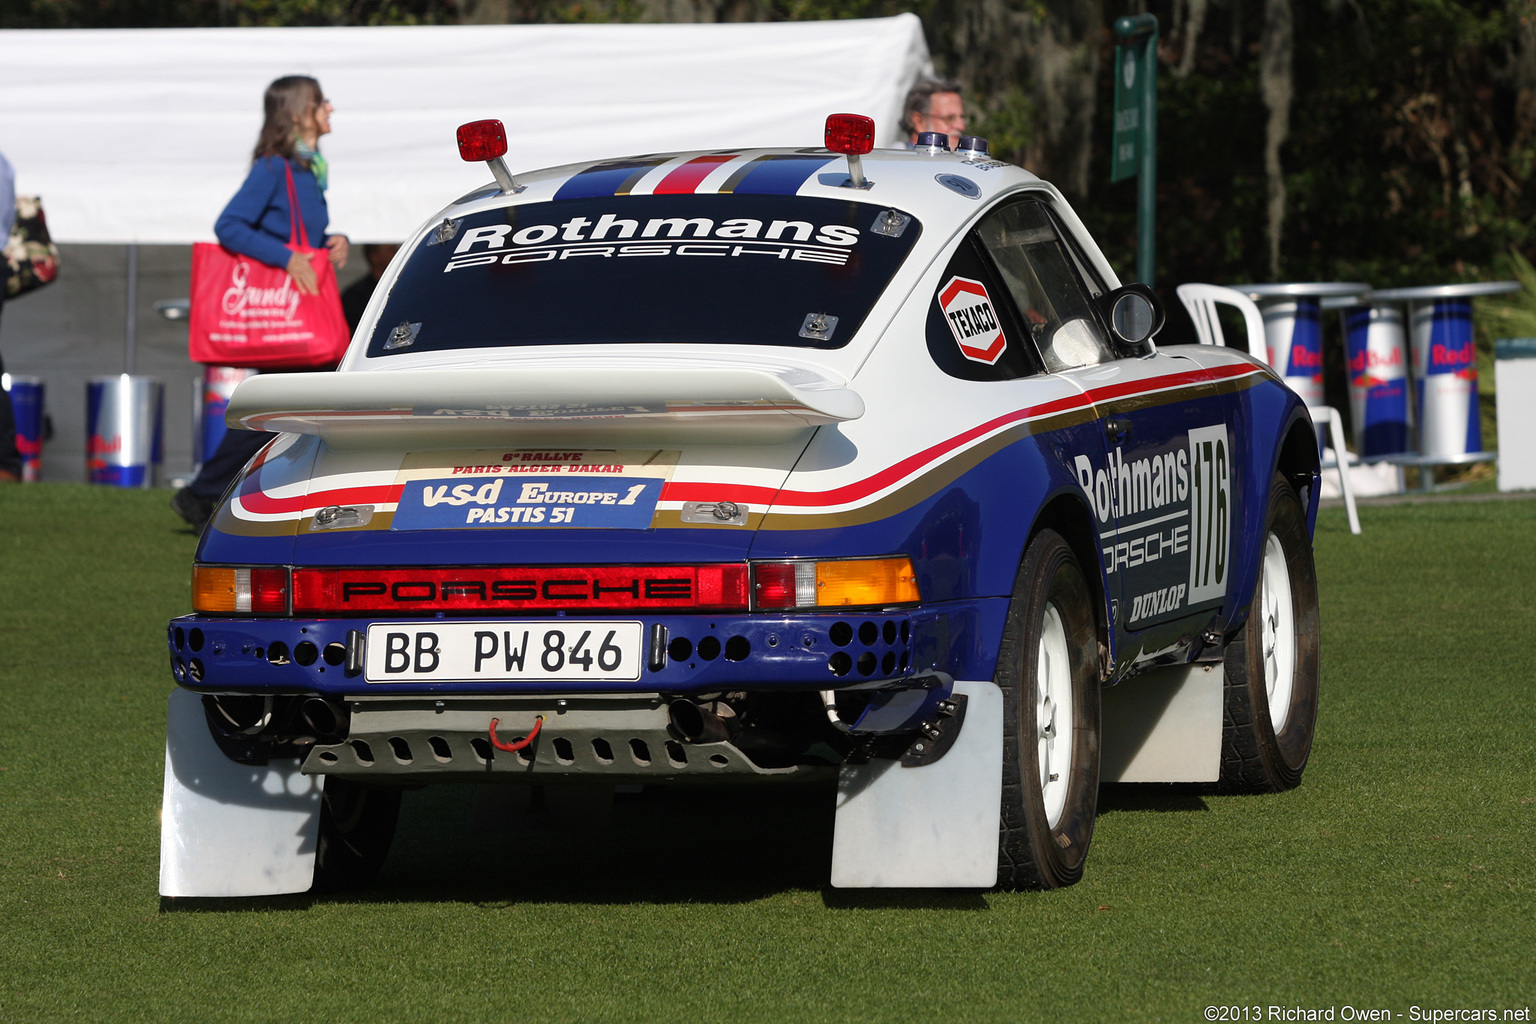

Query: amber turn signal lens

[814,557,920,607]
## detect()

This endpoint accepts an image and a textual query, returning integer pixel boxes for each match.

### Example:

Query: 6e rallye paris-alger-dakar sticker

[390,449,678,531]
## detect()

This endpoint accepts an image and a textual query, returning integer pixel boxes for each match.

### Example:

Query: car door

[969,197,1235,652]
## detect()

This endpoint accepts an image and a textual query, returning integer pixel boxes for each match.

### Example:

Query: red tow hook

[488,715,544,752]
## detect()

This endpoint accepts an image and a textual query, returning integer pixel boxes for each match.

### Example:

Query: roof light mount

[456,119,524,195]
[955,135,991,161]
[914,131,949,155]
[825,113,876,190]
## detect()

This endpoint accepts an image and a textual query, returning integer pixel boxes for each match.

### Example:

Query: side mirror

[1102,283,1165,350]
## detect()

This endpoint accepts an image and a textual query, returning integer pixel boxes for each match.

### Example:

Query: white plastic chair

[1176,283,1361,534]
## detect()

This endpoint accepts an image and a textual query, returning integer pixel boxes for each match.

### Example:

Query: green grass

[2,485,1533,1022]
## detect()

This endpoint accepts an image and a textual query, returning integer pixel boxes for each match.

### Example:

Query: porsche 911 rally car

[160,115,1321,897]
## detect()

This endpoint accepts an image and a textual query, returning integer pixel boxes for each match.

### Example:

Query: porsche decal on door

[1074,423,1231,626]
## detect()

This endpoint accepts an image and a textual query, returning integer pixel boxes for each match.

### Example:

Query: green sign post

[1112,14,1159,285]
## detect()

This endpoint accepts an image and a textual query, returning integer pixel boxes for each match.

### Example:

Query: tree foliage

[8,0,1536,297]
[1089,0,1536,294]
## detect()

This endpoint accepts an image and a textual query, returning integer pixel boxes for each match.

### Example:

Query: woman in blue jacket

[174,75,349,530]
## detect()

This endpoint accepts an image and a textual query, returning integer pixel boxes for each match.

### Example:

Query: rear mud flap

[830,678,1003,888]
[159,688,324,898]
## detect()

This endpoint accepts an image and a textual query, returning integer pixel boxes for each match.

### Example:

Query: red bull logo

[1288,344,1324,371]
[1347,347,1402,375]
[1431,341,1474,370]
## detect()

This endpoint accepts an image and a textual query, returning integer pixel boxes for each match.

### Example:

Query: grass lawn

[1,484,1532,1022]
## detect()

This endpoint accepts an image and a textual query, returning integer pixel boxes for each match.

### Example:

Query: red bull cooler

[1239,285,1371,410]
[1410,299,1480,458]
[198,366,257,468]
[1260,299,1325,406]
[2,374,45,482]
[1371,282,1520,462]
[1341,304,1410,457]
[86,375,164,487]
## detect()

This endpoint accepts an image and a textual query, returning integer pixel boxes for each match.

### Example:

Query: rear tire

[996,529,1101,890]
[313,778,402,892]
[1219,473,1320,792]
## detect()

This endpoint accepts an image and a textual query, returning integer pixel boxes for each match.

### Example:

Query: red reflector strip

[291,565,749,614]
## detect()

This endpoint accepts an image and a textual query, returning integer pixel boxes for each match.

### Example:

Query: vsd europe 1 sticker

[937,276,1005,364]
[390,449,677,531]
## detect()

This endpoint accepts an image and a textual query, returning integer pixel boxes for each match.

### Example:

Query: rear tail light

[289,564,750,614]
[188,559,918,616]
[752,556,919,610]
[192,565,290,614]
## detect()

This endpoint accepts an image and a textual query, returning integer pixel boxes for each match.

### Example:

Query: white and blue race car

[160,116,1321,897]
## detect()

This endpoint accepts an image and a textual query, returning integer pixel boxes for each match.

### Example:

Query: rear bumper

[166,600,1007,697]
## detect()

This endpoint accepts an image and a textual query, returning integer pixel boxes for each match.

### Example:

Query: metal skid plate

[159,688,323,898]
[302,694,804,783]
[830,678,1003,888]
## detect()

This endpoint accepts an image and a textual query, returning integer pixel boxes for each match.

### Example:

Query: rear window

[366,195,921,355]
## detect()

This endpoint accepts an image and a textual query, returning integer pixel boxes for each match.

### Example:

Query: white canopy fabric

[0,17,929,244]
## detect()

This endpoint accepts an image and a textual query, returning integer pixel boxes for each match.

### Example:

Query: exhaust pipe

[300,697,348,743]
[668,699,733,744]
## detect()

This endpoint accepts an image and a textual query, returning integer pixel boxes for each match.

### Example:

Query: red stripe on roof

[653,154,738,195]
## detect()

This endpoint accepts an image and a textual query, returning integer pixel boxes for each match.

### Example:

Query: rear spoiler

[225,363,865,448]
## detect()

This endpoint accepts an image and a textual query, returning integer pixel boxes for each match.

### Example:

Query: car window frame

[923,228,1048,383]
[969,195,1121,375]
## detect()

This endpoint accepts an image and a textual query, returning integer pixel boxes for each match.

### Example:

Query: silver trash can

[86,374,164,487]
[2,373,45,482]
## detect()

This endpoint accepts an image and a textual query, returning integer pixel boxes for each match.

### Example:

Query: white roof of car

[440,145,1053,236]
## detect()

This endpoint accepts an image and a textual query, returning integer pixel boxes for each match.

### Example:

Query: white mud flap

[1100,662,1223,783]
[830,678,1003,888]
[159,688,324,897]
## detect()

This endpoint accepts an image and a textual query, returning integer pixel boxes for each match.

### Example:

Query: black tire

[1219,472,1321,793]
[313,777,402,892]
[996,529,1102,890]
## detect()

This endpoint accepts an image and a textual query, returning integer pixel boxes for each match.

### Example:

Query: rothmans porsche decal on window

[442,214,862,273]
[367,195,920,355]
[389,449,678,531]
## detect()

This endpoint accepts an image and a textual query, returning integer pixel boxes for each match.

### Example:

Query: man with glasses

[901,77,967,149]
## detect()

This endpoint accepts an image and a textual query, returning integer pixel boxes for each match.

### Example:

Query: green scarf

[294,138,328,192]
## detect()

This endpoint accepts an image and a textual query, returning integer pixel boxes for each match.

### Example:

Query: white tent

[0,17,929,245]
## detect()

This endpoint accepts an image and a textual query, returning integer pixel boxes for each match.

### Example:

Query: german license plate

[364,621,643,683]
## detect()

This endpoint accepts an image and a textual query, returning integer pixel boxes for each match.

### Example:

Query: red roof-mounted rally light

[456,119,524,195]
[825,113,875,190]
